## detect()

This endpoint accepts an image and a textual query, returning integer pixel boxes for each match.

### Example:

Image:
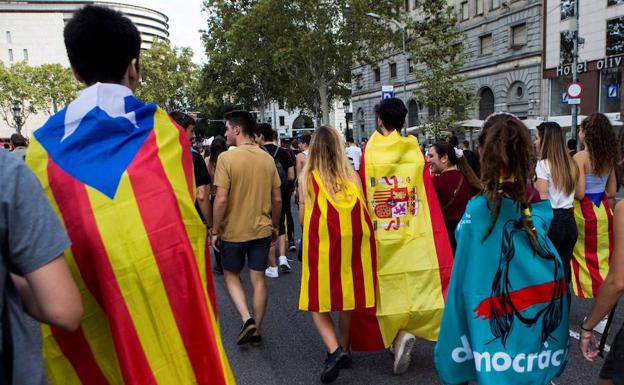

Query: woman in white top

[534,121,579,283]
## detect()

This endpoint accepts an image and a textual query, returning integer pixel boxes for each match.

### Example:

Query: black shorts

[600,322,624,384]
[220,237,271,273]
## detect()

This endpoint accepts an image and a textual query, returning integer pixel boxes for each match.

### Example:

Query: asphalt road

[212,200,623,385]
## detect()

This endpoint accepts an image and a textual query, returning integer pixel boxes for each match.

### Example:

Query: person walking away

[571,114,618,317]
[212,111,282,345]
[461,140,480,176]
[255,123,295,277]
[170,111,212,225]
[207,136,228,274]
[295,134,311,205]
[349,98,453,374]
[0,149,82,385]
[298,125,376,383]
[345,136,362,172]
[534,122,579,283]
[568,138,578,157]
[435,113,569,385]
[26,6,234,384]
[9,134,28,161]
[428,142,481,252]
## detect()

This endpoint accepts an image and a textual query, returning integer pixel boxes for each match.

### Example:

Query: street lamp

[11,104,23,134]
[343,100,353,140]
[365,13,408,106]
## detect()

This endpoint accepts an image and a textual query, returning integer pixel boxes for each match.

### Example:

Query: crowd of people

[4,4,624,385]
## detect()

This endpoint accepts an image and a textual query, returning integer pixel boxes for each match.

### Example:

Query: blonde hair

[299,125,356,203]
[537,122,579,195]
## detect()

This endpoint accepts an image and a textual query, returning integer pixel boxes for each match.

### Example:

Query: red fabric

[51,327,110,385]
[432,169,476,221]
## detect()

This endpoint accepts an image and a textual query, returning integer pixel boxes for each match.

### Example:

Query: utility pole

[571,0,580,148]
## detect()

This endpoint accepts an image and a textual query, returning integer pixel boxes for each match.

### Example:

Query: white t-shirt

[535,159,574,209]
[346,145,362,171]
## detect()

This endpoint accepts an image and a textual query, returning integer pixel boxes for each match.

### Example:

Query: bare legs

[311,311,352,352]
[223,269,268,334]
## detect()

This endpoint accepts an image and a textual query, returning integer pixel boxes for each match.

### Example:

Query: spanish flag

[571,196,614,298]
[299,171,376,313]
[350,131,453,351]
[26,83,234,385]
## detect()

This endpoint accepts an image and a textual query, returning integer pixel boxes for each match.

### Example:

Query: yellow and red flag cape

[26,83,234,385]
[571,196,614,298]
[350,131,453,351]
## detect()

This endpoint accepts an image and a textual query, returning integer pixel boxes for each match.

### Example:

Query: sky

[129,0,207,63]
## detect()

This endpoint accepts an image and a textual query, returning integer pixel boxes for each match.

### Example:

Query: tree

[405,1,475,140]
[136,40,202,113]
[0,61,45,134]
[202,0,402,124]
[35,64,81,115]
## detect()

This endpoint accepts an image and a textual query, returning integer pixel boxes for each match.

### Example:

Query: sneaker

[392,330,416,375]
[594,317,609,334]
[279,256,291,273]
[288,241,296,252]
[237,318,257,345]
[265,266,279,278]
[250,334,262,345]
[343,351,352,369]
[320,346,349,383]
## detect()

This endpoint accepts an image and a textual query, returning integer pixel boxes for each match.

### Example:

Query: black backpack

[264,145,288,190]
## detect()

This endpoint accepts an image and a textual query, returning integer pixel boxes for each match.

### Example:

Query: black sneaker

[237,318,257,345]
[343,351,352,369]
[250,334,262,345]
[320,346,349,383]
[288,241,296,252]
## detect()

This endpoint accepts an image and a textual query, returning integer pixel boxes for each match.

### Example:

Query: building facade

[263,99,350,139]
[543,0,624,123]
[0,0,169,136]
[351,0,544,141]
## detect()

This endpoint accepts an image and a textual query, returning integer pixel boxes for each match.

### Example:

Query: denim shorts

[220,236,271,273]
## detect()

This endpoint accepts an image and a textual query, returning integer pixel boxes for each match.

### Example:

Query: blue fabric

[435,196,569,385]
[586,192,604,207]
[34,95,156,199]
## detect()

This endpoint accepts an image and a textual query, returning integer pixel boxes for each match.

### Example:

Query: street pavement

[212,199,623,385]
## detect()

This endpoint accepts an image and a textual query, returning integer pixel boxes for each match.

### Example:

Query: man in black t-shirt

[170,111,212,225]
[255,123,294,277]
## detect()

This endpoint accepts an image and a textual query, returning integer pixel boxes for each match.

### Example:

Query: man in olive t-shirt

[211,110,282,345]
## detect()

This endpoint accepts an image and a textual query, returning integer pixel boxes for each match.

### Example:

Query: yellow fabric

[363,131,445,345]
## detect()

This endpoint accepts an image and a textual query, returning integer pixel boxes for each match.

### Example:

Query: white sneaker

[265,266,279,278]
[392,330,416,375]
[279,256,291,273]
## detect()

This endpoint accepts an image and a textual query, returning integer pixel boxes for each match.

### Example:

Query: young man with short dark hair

[350,98,453,375]
[212,110,282,345]
[9,133,27,160]
[26,6,234,384]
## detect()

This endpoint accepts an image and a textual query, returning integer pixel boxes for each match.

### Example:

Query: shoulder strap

[441,174,465,212]
[273,146,279,158]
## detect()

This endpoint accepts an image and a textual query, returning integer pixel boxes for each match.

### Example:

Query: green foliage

[36,64,82,114]
[202,0,403,125]
[136,40,203,113]
[405,1,476,140]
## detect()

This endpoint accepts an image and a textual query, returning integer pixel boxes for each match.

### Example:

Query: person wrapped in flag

[571,113,618,299]
[435,113,569,385]
[297,125,376,384]
[25,6,234,385]
[349,98,454,375]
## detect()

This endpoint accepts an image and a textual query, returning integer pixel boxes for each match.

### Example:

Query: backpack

[264,145,288,190]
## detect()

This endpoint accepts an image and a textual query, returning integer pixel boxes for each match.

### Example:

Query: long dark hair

[208,136,228,170]
[431,142,481,190]
[581,113,618,175]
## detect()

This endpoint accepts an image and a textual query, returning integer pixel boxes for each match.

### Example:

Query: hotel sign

[556,55,624,77]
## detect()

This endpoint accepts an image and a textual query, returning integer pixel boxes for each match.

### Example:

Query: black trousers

[547,208,578,284]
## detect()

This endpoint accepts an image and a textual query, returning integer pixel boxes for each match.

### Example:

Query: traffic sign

[568,98,581,105]
[381,85,394,100]
[567,82,582,98]
[607,83,619,99]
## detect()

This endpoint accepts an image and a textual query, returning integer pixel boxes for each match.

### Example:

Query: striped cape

[571,196,614,298]
[26,83,234,385]
[350,131,453,351]
[299,171,376,312]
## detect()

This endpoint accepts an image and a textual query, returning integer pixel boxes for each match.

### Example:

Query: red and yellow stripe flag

[27,91,234,385]
[299,172,376,313]
[571,196,614,298]
[350,131,453,351]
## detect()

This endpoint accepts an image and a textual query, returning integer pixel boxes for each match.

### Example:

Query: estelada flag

[350,131,453,351]
[26,83,235,385]
[299,171,376,313]
[435,197,569,385]
[571,196,614,298]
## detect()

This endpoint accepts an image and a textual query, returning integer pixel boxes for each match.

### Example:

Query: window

[600,70,621,113]
[355,74,363,89]
[23,49,28,62]
[389,63,397,78]
[405,0,409,11]
[607,16,624,56]
[561,0,575,20]
[373,67,380,82]
[511,23,527,47]
[8,49,13,62]
[491,0,501,10]
[5,31,11,44]
[480,34,493,55]
[461,1,469,20]
[407,58,414,73]
[608,0,624,6]
[278,100,284,109]
[560,31,574,64]
[279,116,285,126]
[475,0,484,16]
[550,76,572,116]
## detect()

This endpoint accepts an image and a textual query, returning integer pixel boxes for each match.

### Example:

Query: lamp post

[11,104,23,134]
[343,100,353,141]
